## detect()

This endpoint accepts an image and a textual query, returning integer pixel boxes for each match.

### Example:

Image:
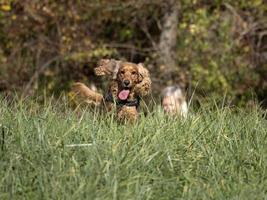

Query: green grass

[0,97,266,200]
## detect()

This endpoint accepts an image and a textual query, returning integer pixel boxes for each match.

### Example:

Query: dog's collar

[104,92,140,108]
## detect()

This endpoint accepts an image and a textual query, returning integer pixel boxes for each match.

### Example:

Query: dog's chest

[117,106,138,121]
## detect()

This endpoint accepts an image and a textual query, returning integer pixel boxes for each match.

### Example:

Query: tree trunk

[158,0,186,88]
[158,0,178,70]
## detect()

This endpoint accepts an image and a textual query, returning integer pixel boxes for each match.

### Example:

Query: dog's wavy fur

[72,61,151,122]
[94,59,151,101]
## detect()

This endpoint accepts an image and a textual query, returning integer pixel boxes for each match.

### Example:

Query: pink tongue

[118,90,130,100]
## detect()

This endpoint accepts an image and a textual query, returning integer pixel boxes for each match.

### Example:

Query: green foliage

[177,3,266,103]
[0,97,266,199]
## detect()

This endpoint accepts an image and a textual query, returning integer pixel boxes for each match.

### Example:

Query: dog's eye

[120,71,125,74]
[131,71,137,75]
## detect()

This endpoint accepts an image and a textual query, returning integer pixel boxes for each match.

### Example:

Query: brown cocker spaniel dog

[72,61,151,122]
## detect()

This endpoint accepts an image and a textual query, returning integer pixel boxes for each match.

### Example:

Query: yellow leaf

[253,0,262,7]
[11,15,16,20]
[1,4,11,11]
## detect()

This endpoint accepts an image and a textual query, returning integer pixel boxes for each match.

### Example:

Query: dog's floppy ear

[114,61,122,80]
[137,63,144,83]
[112,61,121,79]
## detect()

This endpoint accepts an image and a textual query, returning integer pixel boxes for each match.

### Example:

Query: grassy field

[0,97,266,200]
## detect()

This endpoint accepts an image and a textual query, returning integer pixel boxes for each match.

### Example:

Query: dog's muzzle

[123,80,130,87]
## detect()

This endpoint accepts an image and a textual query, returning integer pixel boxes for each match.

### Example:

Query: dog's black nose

[123,80,130,86]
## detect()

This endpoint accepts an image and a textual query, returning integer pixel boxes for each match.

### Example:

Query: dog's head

[116,62,143,100]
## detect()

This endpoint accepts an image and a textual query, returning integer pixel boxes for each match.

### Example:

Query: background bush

[0,0,266,106]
